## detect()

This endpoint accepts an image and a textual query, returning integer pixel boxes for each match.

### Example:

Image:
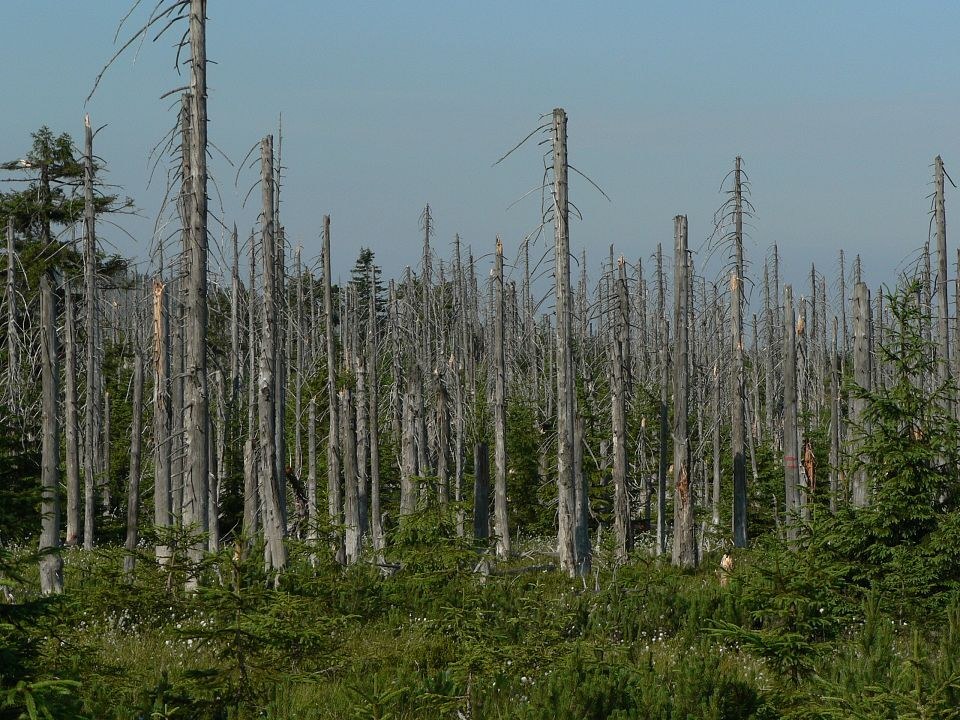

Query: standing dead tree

[258,136,287,572]
[492,236,510,559]
[672,215,697,569]
[610,256,633,560]
[39,271,63,594]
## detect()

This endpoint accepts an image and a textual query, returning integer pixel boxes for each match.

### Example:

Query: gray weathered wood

[492,237,510,559]
[39,272,63,594]
[672,215,696,568]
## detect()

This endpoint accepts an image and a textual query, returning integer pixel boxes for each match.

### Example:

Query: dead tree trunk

[64,280,81,546]
[153,279,172,562]
[39,272,63,594]
[935,156,951,401]
[341,382,360,563]
[851,281,872,507]
[783,285,800,544]
[368,269,384,552]
[492,237,510,559]
[323,215,343,559]
[243,233,259,541]
[5,219,18,409]
[124,344,145,578]
[672,216,696,569]
[552,108,579,576]
[829,317,840,513]
[258,136,287,572]
[183,0,211,574]
[611,256,632,560]
[473,441,490,542]
[731,159,748,547]
[307,396,317,539]
[83,115,100,551]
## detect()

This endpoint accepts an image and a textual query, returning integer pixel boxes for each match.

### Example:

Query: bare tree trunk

[671,216,696,568]
[153,279,172,563]
[783,285,800,544]
[39,272,63,594]
[400,382,418,516]
[657,315,669,557]
[552,108,579,576]
[5,219,17,409]
[727,180,747,548]
[851,282,872,507]
[102,393,111,512]
[83,115,100,551]
[209,369,224,552]
[935,156,951,402]
[323,215,343,560]
[182,0,211,578]
[473,441,490,542]
[64,280,81,546]
[341,383,360,563]
[611,256,632,560]
[124,345,145,578]
[258,136,287,572]
[492,237,510,559]
[307,396,317,540]
[829,317,840,513]
[230,224,240,398]
[366,268,384,552]
[243,235,259,541]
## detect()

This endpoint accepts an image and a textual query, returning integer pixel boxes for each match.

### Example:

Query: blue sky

[3,1,959,303]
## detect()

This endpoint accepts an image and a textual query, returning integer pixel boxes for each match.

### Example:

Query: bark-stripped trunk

[124,346,145,578]
[5,219,17,408]
[258,136,287,572]
[64,280,81,546]
[341,382,360,563]
[323,215,343,560]
[935,156,951,403]
[829,317,840,513]
[368,269,384,552]
[492,237,510,559]
[183,0,210,578]
[731,159,748,547]
[672,216,696,568]
[851,282,872,507]
[83,115,100,551]
[153,279,172,562]
[473,441,490,542]
[783,285,800,543]
[39,272,63,594]
[611,256,632,560]
[553,108,580,576]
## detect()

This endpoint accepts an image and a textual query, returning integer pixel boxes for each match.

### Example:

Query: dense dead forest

[3,1,958,586]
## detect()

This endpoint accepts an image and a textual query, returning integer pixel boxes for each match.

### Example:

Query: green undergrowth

[2,511,959,720]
